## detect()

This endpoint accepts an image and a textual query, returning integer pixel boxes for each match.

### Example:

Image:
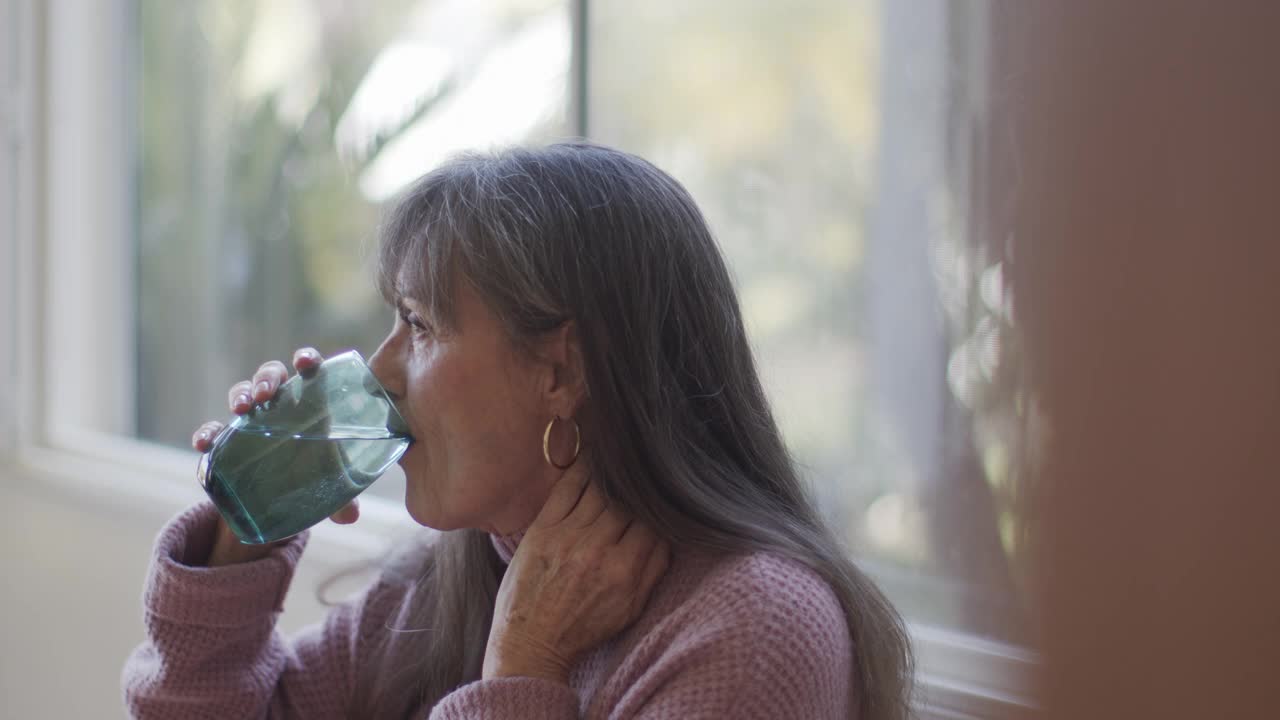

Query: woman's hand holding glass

[482,461,672,685]
[190,347,360,567]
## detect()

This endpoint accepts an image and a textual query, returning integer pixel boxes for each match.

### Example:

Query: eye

[398,307,432,336]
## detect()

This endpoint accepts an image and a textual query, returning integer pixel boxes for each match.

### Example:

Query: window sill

[913,623,1038,718]
[5,427,426,570]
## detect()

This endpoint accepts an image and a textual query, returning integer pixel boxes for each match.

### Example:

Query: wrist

[482,636,572,685]
[206,521,275,566]
[484,660,571,686]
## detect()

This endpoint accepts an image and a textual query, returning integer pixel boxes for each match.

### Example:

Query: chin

[404,494,463,532]
[404,497,441,529]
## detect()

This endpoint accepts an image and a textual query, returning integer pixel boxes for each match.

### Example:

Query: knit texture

[123,502,855,719]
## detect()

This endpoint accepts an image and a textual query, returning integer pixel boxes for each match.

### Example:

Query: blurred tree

[136,0,564,452]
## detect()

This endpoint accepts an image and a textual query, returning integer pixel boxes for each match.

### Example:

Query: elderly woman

[123,143,913,719]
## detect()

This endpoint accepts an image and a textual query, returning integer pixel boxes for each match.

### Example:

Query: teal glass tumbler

[196,350,412,544]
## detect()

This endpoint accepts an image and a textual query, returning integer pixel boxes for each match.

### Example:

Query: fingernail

[255,381,270,397]
[197,430,209,441]
[236,393,251,407]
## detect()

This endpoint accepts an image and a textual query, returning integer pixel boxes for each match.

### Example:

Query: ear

[533,321,588,418]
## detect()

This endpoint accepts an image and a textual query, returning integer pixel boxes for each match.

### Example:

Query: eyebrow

[396,296,428,315]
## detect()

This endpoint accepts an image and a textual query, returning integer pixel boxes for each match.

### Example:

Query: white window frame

[0,1,1036,716]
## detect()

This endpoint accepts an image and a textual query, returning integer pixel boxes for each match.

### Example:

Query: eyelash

[399,309,431,336]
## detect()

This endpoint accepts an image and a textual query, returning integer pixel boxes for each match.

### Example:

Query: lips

[397,440,415,464]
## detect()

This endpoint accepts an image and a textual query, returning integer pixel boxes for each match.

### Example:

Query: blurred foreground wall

[1002,2,1280,718]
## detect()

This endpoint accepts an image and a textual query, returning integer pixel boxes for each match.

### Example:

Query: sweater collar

[489,529,526,565]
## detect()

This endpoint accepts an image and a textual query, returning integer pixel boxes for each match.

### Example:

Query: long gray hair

[351,142,913,719]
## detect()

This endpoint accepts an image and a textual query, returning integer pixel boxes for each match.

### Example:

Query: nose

[366,330,405,402]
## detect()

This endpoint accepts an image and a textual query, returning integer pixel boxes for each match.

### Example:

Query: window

[8,0,1034,715]
[588,0,1028,642]
[133,0,574,510]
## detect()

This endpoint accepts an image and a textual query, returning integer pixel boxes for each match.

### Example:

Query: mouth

[398,437,417,463]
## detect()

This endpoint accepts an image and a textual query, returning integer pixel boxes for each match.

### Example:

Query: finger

[586,505,630,544]
[532,458,592,526]
[329,498,360,525]
[617,517,659,554]
[228,380,255,414]
[250,360,290,403]
[636,539,672,597]
[292,347,324,375]
[565,478,609,529]
[191,420,226,452]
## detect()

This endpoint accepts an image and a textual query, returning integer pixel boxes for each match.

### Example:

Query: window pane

[589,0,1027,643]
[134,0,572,501]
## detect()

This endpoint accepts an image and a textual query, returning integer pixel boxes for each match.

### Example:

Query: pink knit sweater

[122,502,854,718]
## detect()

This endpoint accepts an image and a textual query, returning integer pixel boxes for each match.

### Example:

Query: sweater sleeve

[121,501,400,720]
[428,553,854,720]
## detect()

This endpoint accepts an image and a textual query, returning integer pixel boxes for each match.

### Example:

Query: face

[368,273,580,536]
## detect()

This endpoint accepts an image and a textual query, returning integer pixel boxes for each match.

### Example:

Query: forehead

[393,261,444,310]
[393,266,421,303]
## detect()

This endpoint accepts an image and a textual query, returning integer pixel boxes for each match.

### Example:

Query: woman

[123,142,913,719]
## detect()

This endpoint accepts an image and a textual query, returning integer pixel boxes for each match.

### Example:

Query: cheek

[400,351,439,435]
[401,347,523,482]
[396,339,553,529]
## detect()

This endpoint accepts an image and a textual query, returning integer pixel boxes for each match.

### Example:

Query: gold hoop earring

[542,415,581,469]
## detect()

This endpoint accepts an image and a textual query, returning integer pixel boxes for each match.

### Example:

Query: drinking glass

[196,350,411,544]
